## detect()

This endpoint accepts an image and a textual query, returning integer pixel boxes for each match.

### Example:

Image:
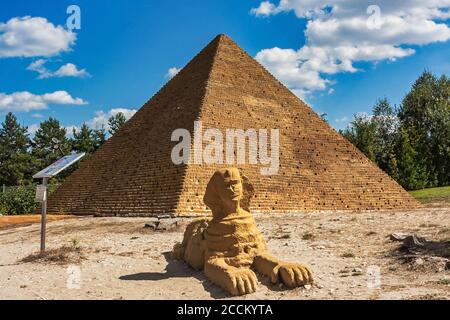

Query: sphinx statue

[173,168,313,296]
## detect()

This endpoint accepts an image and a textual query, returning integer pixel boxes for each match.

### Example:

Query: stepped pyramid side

[177,35,422,215]
[48,34,421,216]
[47,37,222,216]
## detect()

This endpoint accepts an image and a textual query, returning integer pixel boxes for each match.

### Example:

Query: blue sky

[1,0,450,134]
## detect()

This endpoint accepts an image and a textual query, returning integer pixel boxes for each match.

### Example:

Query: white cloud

[31,113,44,119]
[27,59,90,79]
[0,91,87,112]
[252,1,450,96]
[27,124,40,136]
[42,91,86,105]
[27,59,51,78]
[0,16,76,58]
[251,1,277,16]
[65,125,80,137]
[335,116,349,123]
[86,108,137,130]
[166,67,181,78]
[53,63,90,78]
[27,124,80,137]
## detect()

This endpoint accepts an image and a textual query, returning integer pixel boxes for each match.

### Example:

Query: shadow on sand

[119,252,229,298]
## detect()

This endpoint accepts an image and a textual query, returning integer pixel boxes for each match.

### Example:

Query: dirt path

[0,215,76,230]
[0,207,448,300]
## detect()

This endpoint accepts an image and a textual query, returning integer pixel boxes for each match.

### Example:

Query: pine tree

[72,123,95,154]
[31,117,70,170]
[93,126,106,151]
[0,113,33,185]
[108,112,126,136]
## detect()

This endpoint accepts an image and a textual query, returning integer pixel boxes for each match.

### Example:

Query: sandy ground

[0,206,449,300]
[0,215,76,229]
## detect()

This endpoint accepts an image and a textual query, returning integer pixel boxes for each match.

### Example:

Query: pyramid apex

[216,33,230,39]
[212,33,234,43]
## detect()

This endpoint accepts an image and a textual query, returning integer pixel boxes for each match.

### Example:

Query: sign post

[33,152,85,255]
[40,178,48,254]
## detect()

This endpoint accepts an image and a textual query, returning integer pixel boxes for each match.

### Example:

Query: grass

[20,245,84,265]
[409,186,450,204]
[19,237,84,265]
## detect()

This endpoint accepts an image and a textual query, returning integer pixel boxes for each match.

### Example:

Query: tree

[72,123,95,154]
[92,126,106,151]
[342,71,450,190]
[371,98,398,174]
[108,112,126,136]
[0,113,34,185]
[341,113,377,162]
[31,118,71,170]
[396,128,429,190]
[398,70,450,187]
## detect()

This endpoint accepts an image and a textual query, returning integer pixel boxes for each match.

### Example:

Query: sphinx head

[203,168,243,218]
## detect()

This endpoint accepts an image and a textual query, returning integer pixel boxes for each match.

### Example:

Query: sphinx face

[216,168,243,209]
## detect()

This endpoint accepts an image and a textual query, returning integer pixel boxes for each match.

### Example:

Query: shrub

[0,184,59,215]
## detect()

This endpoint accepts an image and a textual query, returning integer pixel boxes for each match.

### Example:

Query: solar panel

[33,153,86,179]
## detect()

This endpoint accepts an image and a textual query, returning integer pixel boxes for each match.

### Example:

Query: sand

[0,206,448,300]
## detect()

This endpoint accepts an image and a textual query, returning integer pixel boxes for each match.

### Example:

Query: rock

[415,258,424,265]
[145,218,180,231]
[352,267,363,273]
[404,235,427,249]
[304,284,312,290]
[389,233,410,241]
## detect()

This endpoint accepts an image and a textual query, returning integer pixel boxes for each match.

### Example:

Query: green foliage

[31,117,71,170]
[341,113,377,162]
[72,123,95,154]
[0,112,112,215]
[409,186,450,204]
[0,184,59,215]
[342,71,450,190]
[108,112,126,136]
[396,128,429,190]
[93,126,106,151]
[0,186,36,215]
[0,113,32,186]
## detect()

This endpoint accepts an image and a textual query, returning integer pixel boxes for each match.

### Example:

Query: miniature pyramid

[48,34,422,216]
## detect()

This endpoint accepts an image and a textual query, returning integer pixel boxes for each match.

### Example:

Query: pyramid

[48,34,422,216]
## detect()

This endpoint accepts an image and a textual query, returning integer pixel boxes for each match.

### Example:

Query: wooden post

[40,178,48,255]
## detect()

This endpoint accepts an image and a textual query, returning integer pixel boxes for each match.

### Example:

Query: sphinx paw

[271,263,313,288]
[226,268,258,296]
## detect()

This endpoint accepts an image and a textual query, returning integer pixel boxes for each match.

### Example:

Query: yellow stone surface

[173,168,313,296]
